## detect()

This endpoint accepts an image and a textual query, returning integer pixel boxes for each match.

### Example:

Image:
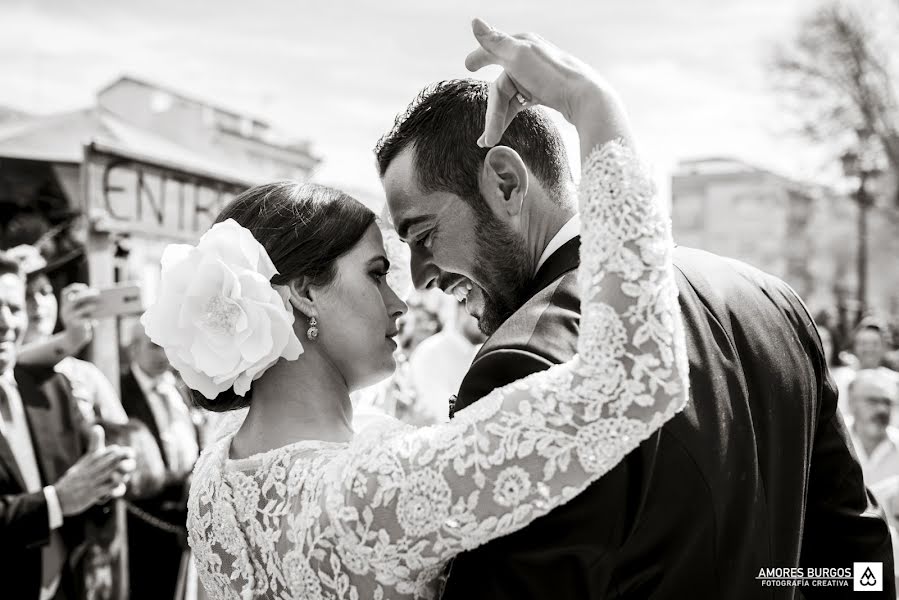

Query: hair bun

[191,387,253,413]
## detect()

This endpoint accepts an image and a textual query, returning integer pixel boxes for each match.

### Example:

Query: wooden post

[84,226,121,397]
[80,146,128,599]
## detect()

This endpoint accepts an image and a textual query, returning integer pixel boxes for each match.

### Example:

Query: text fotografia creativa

[756,564,884,591]
[758,567,851,585]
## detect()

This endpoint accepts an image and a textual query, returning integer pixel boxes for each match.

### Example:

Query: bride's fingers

[468,30,544,72]
[471,18,518,65]
[480,77,507,147]
[481,71,523,147]
[502,89,529,130]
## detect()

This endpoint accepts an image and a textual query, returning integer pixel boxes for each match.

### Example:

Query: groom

[376,79,895,598]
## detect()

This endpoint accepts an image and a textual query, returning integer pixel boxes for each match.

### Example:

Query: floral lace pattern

[187,140,690,600]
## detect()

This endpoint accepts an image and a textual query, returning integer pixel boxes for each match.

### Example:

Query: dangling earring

[306,316,319,341]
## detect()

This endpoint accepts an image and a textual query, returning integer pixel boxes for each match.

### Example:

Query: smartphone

[91,283,145,319]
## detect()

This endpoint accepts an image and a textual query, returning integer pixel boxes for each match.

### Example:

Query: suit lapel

[0,428,27,490]
[525,236,581,301]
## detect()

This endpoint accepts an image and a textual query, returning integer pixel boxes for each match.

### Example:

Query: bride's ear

[287,277,318,320]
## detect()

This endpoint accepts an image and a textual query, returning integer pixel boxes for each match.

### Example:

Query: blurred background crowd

[1,0,899,598]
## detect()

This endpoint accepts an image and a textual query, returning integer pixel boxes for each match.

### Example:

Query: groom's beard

[470,196,533,336]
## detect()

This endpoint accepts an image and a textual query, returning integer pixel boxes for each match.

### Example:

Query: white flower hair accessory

[140,219,303,400]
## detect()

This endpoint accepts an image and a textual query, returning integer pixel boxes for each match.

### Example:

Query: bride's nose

[384,283,408,318]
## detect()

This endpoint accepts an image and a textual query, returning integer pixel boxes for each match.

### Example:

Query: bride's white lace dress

[187,141,690,600]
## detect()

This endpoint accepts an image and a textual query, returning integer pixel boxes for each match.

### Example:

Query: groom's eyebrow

[396,215,430,241]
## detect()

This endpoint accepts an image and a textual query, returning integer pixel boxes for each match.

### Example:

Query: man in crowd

[12,243,135,600]
[9,243,129,426]
[855,319,899,372]
[847,368,899,575]
[0,253,134,600]
[848,370,899,503]
[837,318,899,421]
[120,324,201,600]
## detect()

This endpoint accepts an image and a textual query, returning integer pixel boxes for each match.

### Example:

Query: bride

[141,19,690,600]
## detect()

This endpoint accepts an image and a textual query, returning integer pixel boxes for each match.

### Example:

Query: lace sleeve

[326,140,689,584]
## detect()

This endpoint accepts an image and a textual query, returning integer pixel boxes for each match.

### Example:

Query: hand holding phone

[91,283,145,319]
[60,283,99,332]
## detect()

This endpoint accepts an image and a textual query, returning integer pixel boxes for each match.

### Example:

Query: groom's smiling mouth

[452,280,473,303]
[447,277,485,319]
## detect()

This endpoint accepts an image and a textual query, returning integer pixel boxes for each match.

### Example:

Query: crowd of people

[0,241,216,600]
[816,316,899,575]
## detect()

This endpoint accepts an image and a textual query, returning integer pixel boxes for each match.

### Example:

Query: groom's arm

[799,310,895,595]
[800,371,895,588]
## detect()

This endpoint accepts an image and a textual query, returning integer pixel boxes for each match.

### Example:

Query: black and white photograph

[1,0,899,598]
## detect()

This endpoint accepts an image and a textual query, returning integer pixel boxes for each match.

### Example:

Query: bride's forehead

[362,223,384,243]
[342,225,386,259]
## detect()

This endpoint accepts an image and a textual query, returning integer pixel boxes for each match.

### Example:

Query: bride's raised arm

[325,20,689,583]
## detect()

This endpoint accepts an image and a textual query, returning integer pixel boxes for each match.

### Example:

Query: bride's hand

[466,18,632,152]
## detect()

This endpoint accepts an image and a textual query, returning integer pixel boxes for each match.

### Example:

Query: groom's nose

[410,249,441,291]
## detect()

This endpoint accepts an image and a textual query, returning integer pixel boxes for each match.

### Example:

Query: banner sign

[82,142,250,240]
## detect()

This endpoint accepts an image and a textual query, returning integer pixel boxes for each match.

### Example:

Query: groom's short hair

[375,79,573,205]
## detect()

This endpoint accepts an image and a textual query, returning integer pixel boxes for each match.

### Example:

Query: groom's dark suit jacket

[442,239,895,600]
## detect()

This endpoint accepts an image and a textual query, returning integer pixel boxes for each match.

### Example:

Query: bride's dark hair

[190,181,376,412]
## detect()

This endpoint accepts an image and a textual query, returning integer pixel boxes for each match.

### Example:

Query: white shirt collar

[535,214,580,275]
[131,362,175,393]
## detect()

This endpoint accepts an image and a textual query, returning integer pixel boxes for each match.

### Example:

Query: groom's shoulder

[671,245,821,374]
[672,245,806,311]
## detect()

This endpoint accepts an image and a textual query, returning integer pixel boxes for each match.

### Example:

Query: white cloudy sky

[0,0,832,205]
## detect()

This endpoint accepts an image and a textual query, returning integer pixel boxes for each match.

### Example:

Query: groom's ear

[287,278,318,320]
[479,146,529,219]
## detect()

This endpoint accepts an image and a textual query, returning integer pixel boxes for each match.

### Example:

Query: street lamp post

[855,169,872,316]
[841,133,883,324]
